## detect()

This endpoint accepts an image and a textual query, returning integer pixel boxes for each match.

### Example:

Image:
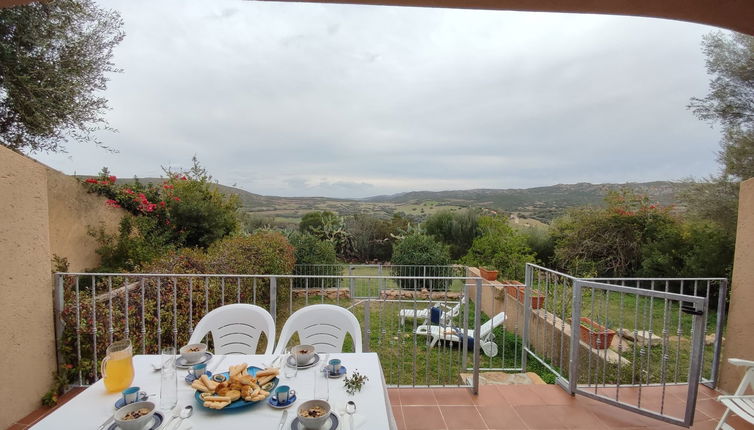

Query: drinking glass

[314,367,329,401]
[284,349,298,379]
[159,347,177,411]
[101,339,134,393]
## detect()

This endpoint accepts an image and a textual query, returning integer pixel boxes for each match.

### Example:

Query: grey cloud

[34,0,722,198]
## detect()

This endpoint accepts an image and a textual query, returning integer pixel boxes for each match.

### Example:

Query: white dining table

[31,352,397,430]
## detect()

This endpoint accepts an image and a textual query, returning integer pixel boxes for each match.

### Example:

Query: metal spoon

[346,401,356,430]
[172,405,193,430]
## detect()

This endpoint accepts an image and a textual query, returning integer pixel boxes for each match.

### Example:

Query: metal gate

[567,280,707,427]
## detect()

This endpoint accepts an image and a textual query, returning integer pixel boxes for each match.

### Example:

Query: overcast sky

[34,0,725,198]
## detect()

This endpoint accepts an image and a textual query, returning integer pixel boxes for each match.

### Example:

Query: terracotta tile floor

[7,384,754,430]
[389,385,754,430]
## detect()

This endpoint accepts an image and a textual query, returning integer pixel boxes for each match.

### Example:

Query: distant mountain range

[102,177,688,227]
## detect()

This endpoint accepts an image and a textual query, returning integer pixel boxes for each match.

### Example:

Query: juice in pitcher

[101,339,134,392]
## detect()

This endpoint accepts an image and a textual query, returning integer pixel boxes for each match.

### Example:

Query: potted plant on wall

[479,266,499,281]
[574,317,615,349]
[513,287,545,309]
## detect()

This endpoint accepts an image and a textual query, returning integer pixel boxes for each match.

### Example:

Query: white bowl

[291,344,315,366]
[179,343,207,363]
[297,399,331,429]
[113,401,155,430]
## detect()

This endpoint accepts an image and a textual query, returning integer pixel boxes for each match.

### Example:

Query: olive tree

[0,0,124,153]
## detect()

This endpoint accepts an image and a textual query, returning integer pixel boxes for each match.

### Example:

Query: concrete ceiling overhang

[266,0,754,36]
[0,0,752,35]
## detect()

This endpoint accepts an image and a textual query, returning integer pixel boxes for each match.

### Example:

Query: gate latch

[681,305,704,316]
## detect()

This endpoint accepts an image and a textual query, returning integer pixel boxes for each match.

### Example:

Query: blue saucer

[114,392,148,409]
[268,392,297,409]
[323,366,347,379]
[185,371,212,384]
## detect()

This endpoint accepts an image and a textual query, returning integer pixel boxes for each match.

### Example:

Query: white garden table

[31,353,397,430]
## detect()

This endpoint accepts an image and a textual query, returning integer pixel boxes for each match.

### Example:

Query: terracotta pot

[479,267,498,281]
[576,317,615,349]
[513,287,545,309]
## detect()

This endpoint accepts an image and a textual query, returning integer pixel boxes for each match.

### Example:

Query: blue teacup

[327,359,342,375]
[273,385,294,404]
[191,363,207,378]
[121,386,146,405]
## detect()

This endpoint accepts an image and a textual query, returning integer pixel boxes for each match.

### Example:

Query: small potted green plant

[343,370,369,395]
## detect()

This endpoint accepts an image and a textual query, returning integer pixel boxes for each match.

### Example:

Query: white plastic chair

[399,296,466,326]
[414,311,506,357]
[715,358,754,430]
[274,304,363,354]
[188,304,276,355]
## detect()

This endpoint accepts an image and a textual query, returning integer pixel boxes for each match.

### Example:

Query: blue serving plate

[194,366,279,411]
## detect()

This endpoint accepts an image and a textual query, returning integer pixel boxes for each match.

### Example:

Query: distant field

[99,176,685,226]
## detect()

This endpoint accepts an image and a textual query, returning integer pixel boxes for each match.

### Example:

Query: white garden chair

[188,304,276,355]
[715,358,754,430]
[398,296,466,326]
[414,311,506,357]
[274,304,363,354]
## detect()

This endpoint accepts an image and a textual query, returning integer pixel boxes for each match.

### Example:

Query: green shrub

[83,158,241,271]
[206,232,295,275]
[424,209,480,259]
[90,216,174,272]
[58,232,296,386]
[288,231,341,288]
[462,216,536,281]
[391,232,451,290]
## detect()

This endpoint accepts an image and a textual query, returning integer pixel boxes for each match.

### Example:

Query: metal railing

[521,264,727,387]
[53,268,510,393]
[582,277,727,387]
[519,264,727,426]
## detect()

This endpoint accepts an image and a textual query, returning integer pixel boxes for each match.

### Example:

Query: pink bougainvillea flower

[85,178,98,184]
[124,189,135,195]
[173,197,181,202]
[108,175,117,182]
[159,201,166,207]
[180,176,188,180]
[163,184,174,189]
[105,199,121,208]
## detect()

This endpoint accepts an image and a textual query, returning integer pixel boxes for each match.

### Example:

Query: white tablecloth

[31,353,397,430]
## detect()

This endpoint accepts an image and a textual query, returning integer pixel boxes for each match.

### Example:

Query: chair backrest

[188,304,276,355]
[274,304,362,354]
[478,311,506,339]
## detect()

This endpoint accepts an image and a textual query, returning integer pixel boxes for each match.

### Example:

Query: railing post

[684,299,707,426]
[363,299,371,352]
[270,277,277,323]
[53,273,65,369]
[521,264,532,371]
[462,282,469,371]
[568,280,583,395]
[378,264,384,293]
[349,266,355,298]
[710,279,728,388]
[472,277,482,395]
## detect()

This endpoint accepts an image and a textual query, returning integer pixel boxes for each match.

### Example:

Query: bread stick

[255,368,279,377]
[191,380,209,392]
[201,374,219,392]
[257,374,276,386]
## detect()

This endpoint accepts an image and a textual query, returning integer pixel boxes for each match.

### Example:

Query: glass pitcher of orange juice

[101,339,135,392]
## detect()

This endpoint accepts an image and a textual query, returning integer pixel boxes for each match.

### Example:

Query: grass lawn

[285,293,558,386]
